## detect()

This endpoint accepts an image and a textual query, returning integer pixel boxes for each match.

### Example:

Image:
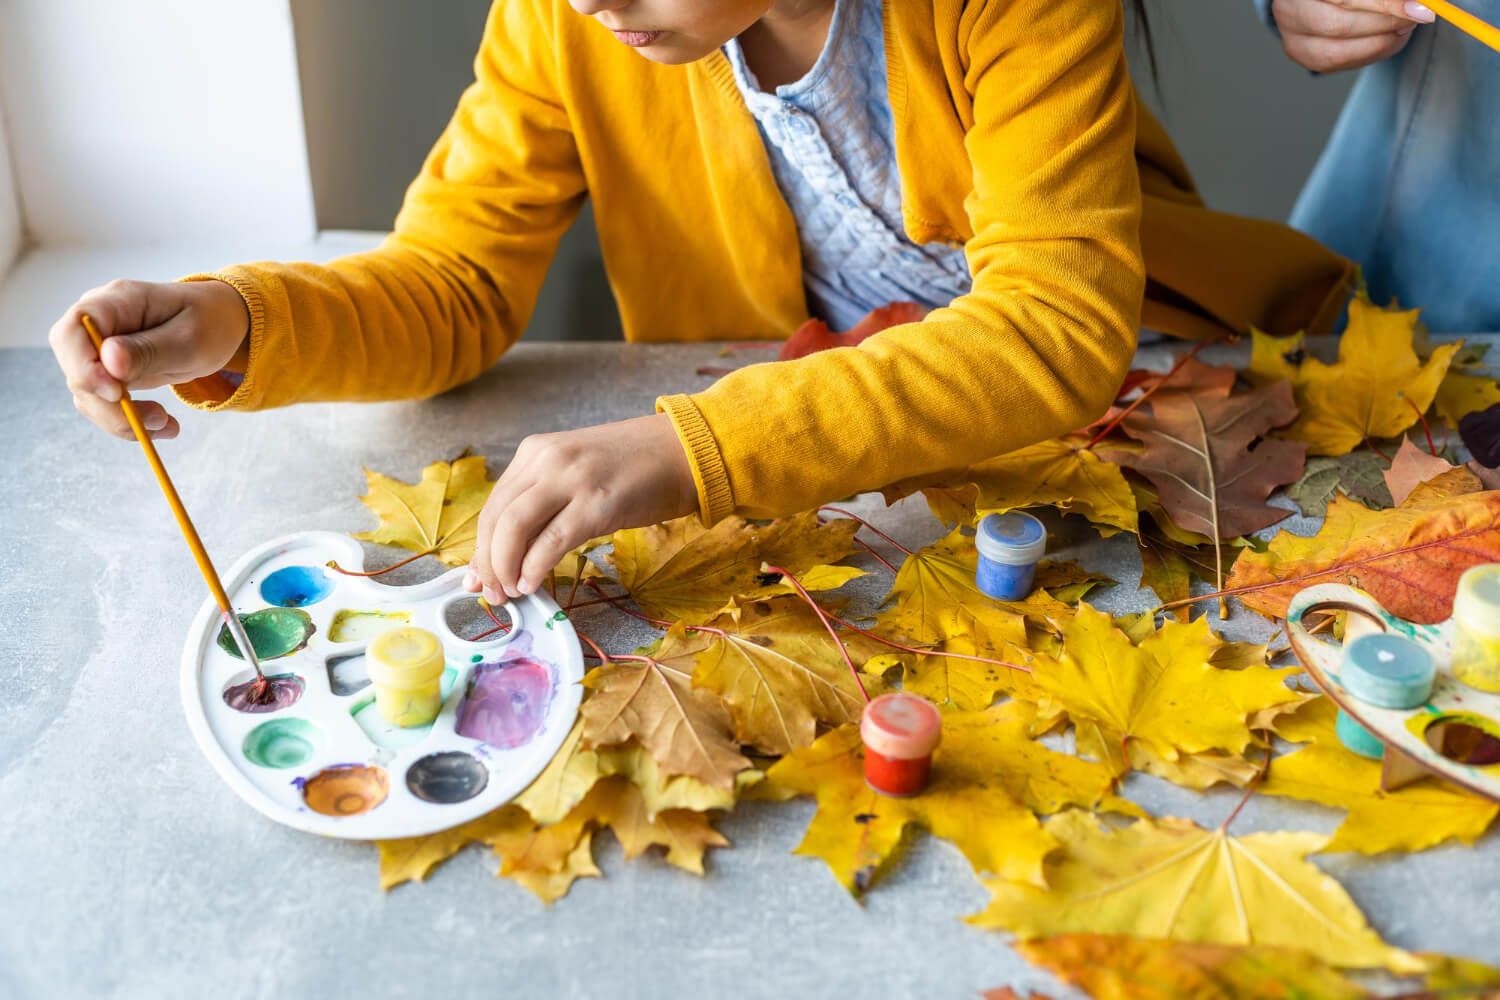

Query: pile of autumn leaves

[360,295,1500,999]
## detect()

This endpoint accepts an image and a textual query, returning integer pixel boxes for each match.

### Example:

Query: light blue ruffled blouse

[721,0,973,330]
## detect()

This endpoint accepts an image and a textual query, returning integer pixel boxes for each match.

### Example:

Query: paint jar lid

[975,512,1047,566]
[367,626,445,686]
[861,693,942,760]
[1340,632,1435,710]
[1455,564,1500,638]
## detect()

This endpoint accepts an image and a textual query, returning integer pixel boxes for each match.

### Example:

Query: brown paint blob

[223,674,305,713]
[302,764,390,817]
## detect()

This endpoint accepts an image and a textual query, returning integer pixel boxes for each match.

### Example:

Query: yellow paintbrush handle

[1425,0,1500,53]
[80,313,234,614]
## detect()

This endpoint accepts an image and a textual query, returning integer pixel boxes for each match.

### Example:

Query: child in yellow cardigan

[48,0,1347,607]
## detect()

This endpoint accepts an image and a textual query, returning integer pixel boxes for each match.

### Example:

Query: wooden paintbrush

[1424,0,1500,53]
[80,313,273,701]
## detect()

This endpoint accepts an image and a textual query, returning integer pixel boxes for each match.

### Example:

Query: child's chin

[632,41,712,66]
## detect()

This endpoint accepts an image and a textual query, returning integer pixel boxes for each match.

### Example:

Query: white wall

[0,98,23,274]
[0,0,316,248]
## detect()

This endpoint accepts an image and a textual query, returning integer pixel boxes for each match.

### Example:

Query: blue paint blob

[974,512,1047,601]
[1336,708,1386,760]
[261,565,335,608]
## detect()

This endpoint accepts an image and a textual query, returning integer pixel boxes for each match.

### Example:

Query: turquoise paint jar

[975,512,1047,601]
[1335,708,1386,760]
[1340,633,1435,710]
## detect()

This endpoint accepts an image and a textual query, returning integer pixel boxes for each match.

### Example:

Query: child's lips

[611,29,664,47]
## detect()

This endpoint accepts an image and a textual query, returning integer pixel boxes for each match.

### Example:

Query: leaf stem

[1404,399,1439,456]
[326,546,435,578]
[823,611,1032,674]
[818,506,914,557]
[763,564,870,703]
[1217,743,1274,833]
[1084,335,1226,449]
[852,536,899,574]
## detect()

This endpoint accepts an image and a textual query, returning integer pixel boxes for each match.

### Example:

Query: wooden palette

[1287,583,1500,804]
[179,531,584,839]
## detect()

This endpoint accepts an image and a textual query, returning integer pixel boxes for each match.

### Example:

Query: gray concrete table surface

[2,338,1498,1000]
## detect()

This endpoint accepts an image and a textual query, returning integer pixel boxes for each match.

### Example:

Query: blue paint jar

[974,512,1047,601]
[1335,708,1386,760]
[1340,633,1435,710]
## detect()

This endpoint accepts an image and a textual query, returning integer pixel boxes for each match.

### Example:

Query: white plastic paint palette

[1288,583,1500,803]
[180,531,584,839]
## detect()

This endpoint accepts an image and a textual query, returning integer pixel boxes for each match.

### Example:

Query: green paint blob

[471,654,483,663]
[217,607,315,661]
[242,718,322,768]
[546,610,568,631]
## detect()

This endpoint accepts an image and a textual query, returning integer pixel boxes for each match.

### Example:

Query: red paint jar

[861,693,942,797]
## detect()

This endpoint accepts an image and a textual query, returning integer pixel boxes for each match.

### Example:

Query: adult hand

[1272,0,1434,72]
[49,279,250,440]
[465,413,699,600]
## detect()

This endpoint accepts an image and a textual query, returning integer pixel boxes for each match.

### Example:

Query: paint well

[301,764,389,817]
[217,607,315,661]
[326,652,371,696]
[443,596,509,642]
[242,718,322,768]
[406,751,489,804]
[349,667,458,750]
[222,672,305,713]
[1423,713,1500,766]
[455,655,554,748]
[328,609,410,643]
[260,565,335,608]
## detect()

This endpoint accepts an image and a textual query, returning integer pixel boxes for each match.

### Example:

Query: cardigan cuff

[170,271,266,411]
[656,393,735,526]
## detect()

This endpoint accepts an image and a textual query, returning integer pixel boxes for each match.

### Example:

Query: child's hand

[49,279,250,440]
[464,414,698,600]
[1272,0,1431,73]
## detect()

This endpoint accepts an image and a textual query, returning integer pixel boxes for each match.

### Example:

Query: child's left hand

[463,413,698,602]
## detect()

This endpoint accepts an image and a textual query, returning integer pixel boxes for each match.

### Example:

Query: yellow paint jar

[1453,564,1500,693]
[366,626,446,727]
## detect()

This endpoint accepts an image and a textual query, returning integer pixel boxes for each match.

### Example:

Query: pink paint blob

[455,655,554,748]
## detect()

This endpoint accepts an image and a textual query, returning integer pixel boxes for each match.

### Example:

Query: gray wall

[290,1,1357,340]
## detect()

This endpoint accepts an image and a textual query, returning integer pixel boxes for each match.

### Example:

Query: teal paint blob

[217,607,315,661]
[260,565,335,608]
[242,718,322,768]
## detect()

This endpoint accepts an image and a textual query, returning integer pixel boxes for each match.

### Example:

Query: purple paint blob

[223,673,305,713]
[455,650,554,749]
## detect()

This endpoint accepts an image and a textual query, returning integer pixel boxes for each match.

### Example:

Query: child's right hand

[49,279,250,440]
[1272,0,1432,73]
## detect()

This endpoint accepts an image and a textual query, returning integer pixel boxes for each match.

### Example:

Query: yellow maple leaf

[580,622,751,789]
[875,527,1078,647]
[1036,605,1300,779]
[1261,699,1497,854]
[685,597,880,755]
[608,511,864,623]
[1435,371,1500,429]
[971,811,1422,973]
[1014,934,1368,1000]
[764,701,1124,895]
[376,806,533,890]
[863,625,1045,712]
[885,436,1138,535]
[1247,296,1460,456]
[355,454,494,566]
